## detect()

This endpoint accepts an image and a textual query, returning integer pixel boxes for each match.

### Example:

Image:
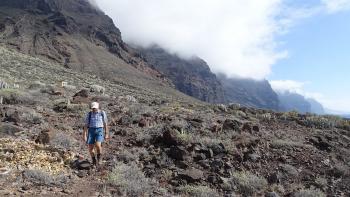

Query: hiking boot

[97,154,102,166]
[92,156,97,166]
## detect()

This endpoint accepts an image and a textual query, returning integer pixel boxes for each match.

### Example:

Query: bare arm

[103,111,109,139]
[83,126,88,142]
[83,113,89,142]
[104,122,109,139]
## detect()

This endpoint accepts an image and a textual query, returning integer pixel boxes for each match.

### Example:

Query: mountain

[277,91,311,113]
[276,91,326,114]
[1,1,349,196]
[307,98,325,114]
[138,46,225,103]
[139,46,280,110]
[0,0,282,110]
[219,75,280,110]
[0,0,171,90]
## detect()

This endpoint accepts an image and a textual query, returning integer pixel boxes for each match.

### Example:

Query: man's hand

[104,134,110,141]
[83,135,87,142]
[83,126,88,143]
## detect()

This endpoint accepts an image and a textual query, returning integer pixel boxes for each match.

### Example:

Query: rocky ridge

[0,0,170,88]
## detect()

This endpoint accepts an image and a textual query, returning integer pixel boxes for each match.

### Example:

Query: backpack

[88,111,105,127]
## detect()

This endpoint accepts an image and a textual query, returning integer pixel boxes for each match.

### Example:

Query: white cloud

[270,80,305,94]
[270,80,350,112]
[270,80,325,101]
[96,0,290,79]
[87,0,99,9]
[322,0,350,13]
[93,0,350,112]
[94,0,350,79]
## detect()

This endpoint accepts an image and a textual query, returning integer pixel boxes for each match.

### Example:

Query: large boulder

[74,89,89,98]
[168,145,188,161]
[162,126,181,146]
[177,168,204,183]
[223,119,241,131]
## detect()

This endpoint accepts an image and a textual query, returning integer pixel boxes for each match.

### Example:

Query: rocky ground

[0,47,350,197]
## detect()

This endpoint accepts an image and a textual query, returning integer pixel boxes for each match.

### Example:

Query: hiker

[83,102,109,166]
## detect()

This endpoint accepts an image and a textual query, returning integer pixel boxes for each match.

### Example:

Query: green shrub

[178,185,220,197]
[23,169,69,187]
[0,89,36,105]
[50,132,76,149]
[108,162,157,197]
[231,171,268,196]
[293,188,326,197]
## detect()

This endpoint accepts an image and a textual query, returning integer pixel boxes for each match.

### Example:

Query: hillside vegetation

[0,47,349,196]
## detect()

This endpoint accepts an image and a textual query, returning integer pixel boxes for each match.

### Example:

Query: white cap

[91,102,99,109]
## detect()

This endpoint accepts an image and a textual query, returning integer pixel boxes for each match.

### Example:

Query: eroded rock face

[0,0,165,84]
[138,46,226,104]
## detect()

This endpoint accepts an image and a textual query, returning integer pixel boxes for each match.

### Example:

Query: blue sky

[269,1,350,112]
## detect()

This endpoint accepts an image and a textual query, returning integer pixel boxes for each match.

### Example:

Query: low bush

[23,169,69,187]
[293,188,326,197]
[178,185,220,197]
[231,171,268,196]
[0,89,37,105]
[108,162,157,197]
[50,132,76,149]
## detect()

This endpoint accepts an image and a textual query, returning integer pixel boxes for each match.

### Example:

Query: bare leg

[95,142,102,165]
[88,144,96,165]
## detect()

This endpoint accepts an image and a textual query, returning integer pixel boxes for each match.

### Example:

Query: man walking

[83,102,109,166]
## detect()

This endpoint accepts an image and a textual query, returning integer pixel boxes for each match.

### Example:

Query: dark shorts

[87,127,104,145]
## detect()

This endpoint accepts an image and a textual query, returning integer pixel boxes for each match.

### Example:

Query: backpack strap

[101,111,105,124]
[88,111,105,128]
[88,111,92,128]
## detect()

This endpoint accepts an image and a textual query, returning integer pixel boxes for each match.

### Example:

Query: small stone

[242,122,252,132]
[168,146,188,160]
[268,172,282,184]
[252,125,260,132]
[247,153,260,162]
[265,192,280,197]
[77,171,88,178]
[194,153,206,161]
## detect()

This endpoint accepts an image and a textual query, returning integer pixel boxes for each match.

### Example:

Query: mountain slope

[0,0,167,88]
[139,46,280,110]
[277,91,312,113]
[1,48,349,196]
[0,46,199,104]
[307,98,325,114]
[139,46,226,103]
[219,75,280,110]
